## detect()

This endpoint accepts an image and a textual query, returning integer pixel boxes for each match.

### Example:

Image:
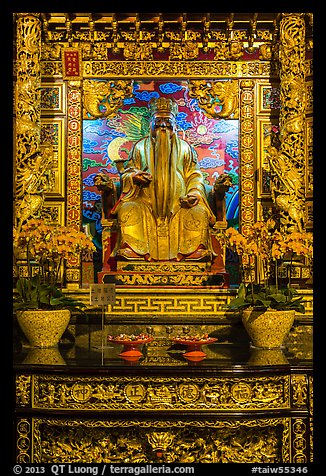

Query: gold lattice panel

[106,289,230,317]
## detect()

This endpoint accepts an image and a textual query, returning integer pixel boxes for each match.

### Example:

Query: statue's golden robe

[113,134,216,260]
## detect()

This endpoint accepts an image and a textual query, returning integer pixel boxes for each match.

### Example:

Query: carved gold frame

[61,62,270,284]
[40,117,65,200]
[38,57,311,284]
[40,81,66,115]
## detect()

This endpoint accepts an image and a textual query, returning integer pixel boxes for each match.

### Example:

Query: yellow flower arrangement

[13,218,96,311]
[221,219,313,313]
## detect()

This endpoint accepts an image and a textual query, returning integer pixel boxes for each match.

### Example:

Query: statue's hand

[179,193,200,208]
[132,171,153,187]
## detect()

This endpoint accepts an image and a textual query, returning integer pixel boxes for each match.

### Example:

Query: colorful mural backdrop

[82,80,239,283]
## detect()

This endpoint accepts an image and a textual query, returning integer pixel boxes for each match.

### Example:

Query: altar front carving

[13,323,313,463]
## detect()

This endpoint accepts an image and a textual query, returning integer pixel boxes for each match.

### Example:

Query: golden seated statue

[95,97,232,287]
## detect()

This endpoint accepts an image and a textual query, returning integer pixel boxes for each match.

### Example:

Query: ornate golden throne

[95,171,233,287]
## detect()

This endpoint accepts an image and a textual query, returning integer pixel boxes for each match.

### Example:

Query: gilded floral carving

[27,417,290,463]
[267,14,307,233]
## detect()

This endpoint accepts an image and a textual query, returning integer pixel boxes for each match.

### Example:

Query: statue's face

[150,113,176,138]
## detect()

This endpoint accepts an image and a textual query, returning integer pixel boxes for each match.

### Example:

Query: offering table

[13,323,313,464]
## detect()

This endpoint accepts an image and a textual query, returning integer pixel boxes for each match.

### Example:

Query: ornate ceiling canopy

[36,12,313,50]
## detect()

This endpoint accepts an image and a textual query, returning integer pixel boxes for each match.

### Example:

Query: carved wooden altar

[13,323,313,463]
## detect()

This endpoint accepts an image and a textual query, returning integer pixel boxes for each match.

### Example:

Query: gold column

[269,13,306,233]
[14,13,42,222]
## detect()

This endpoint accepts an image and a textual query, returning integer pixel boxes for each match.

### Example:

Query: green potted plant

[13,218,96,348]
[221,219,313,348]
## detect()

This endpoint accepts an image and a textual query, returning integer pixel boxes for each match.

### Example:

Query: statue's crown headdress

[149,97,178,117]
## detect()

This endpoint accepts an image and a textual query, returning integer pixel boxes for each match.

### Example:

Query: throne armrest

[210,173,234,225]
[94,173,119,220]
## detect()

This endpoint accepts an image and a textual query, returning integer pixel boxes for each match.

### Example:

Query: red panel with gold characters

[66,84,82,286]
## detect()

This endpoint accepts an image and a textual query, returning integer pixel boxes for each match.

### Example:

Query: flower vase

[16,309,71,348]
[241,309,295,349]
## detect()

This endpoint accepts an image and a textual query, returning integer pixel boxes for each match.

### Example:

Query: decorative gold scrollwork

[269,13,307,233]
[32,374,289,411]
[15,14,41,161]
[188,79,239,119]
[266,145,305,233]
[16,375,31,406]
[15,14,43,228]
[123,42,154,61]
[147,431,175,456]
[31,417,290,463]
[291,375,308,407]
[83,79,133,119]
[15,144,55,231]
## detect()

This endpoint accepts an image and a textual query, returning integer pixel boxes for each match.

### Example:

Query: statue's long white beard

[153,128,172,219]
